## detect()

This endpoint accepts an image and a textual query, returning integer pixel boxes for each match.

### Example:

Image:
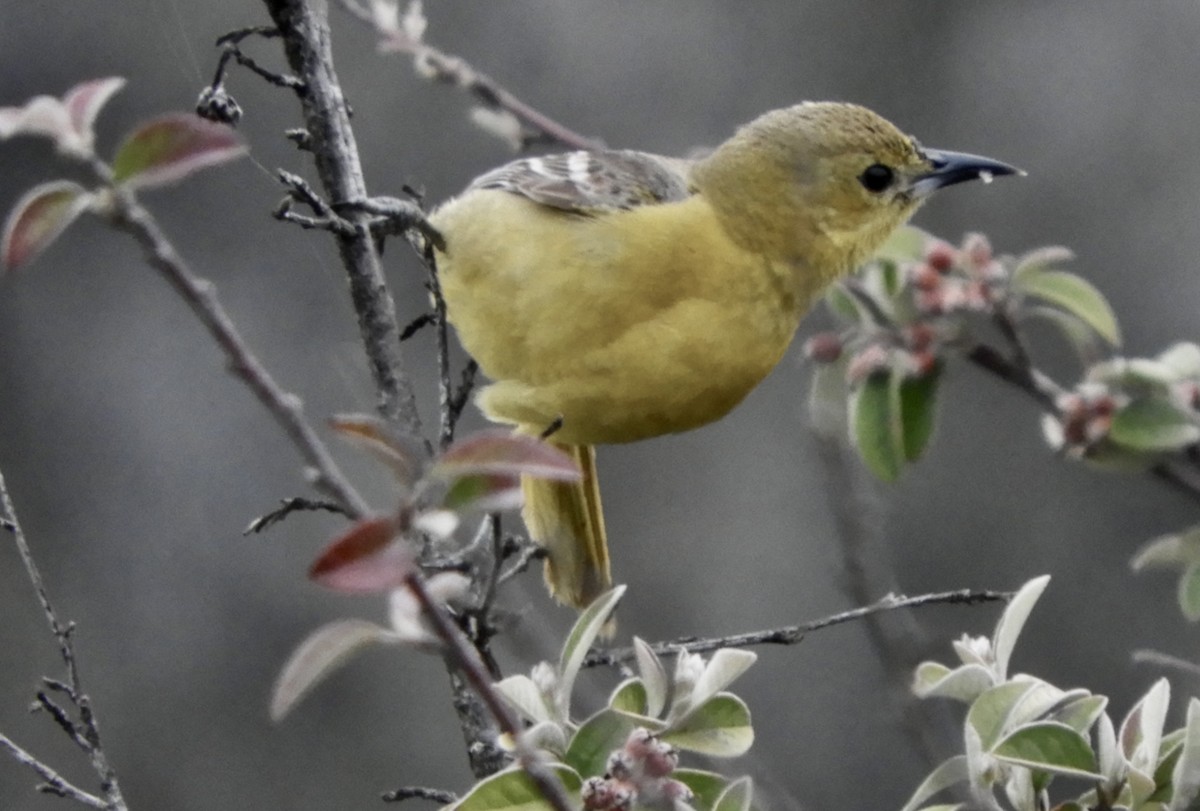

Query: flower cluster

[581,728,692,811]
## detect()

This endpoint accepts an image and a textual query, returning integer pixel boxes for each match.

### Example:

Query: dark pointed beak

[908,148,1023,198]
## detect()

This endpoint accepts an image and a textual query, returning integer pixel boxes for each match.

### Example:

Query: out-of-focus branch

[0,468,128,810]
[99,177,370,519]
[263,0,425,440]
[584,588,1011,667]
[406,573,575,811]
[336,0,603,151]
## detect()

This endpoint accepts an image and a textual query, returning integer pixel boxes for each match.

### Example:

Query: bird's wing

[466,149,695,214]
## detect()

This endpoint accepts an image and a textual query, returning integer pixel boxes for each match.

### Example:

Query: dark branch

[584,588,1012,667]
[264,0,426,442]
[383,786,459,804]
[244,497,351,534]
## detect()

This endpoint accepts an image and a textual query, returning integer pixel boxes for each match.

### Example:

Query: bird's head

[692,102,1020,277]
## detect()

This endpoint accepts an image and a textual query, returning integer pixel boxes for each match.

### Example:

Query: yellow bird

[430,102,1018,610]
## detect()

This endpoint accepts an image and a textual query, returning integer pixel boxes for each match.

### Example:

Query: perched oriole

[431,102,1018,610]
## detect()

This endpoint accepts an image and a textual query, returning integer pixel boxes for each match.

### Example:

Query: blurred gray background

[3,1,1200,808]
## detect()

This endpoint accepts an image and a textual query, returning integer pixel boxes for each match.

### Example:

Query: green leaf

[992,721,1100,779]
[672,769,729,811]
[1109,399,1200,452]
[1121,679,1171,771]
[967,681,1040,751]
[1012,245,1075,284]
[1179,562,1200,622]
[494,674,556,725]
[563,709,638,778]
[808,361,850,440]
[1023,305,1107,365]
[851,364,942,482]
[608,679,648,716]
[688,649,757,714]
[901,365,941,462]
[1132,526,1200,572]
[447,765,583,811]
[632,637,668,719]
[993,575,1051,680]
[662,693,753,757]
[1048,694,1108,735]
[912,662,994,703]
[712,776,753,811]
[557,586,626,717]
[1013,269,1121,346]
[1169,699,1200,811]
[110,113,246,189]
[898,755,969,811]
[1,180,92,273]
[1159,343,1200,380]
[823,282,861,322]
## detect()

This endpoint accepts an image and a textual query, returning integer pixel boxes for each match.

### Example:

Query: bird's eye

[859,163,895,194]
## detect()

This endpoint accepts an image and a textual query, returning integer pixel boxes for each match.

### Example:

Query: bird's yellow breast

[432,189,822,444]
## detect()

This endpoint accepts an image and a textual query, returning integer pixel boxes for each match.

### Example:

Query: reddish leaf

[431,429,581,482]
[309,516,413,593]
[329,413,425,486]
[111,113,246,189]
[2,181,92,273]
[63,77,125,150]
[441,473,523,513]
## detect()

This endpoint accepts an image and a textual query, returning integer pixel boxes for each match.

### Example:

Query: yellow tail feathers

[521,443,611,609]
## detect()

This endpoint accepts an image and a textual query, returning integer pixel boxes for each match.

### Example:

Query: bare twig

[1132,649,1200,679]
[583,588,1011,667]
[0,733,107,809]
[383,785,459,804]
[336,0,602,151]
[406,572,576,811]
[98,176,370,519]
[0,468,129,810]
[264,0,426,441]
[244,496,351,534]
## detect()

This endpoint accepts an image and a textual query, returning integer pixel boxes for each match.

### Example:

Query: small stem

[265,0,426,441]
[406,573,576,811]
[102,183,370,519]
[0,468,129,810]
[584,588,1011,667]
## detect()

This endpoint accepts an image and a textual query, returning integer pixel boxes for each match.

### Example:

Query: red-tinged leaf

[2,181,92,273]
[309,516,413,593]
[431,429,581,482]
[441,473,523,513]
[111,113,246,189]
[270,618,396,721]
[63,77,125,149]
[329,413,425,486]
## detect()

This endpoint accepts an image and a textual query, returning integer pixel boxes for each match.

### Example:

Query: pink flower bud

[803,332,843,363]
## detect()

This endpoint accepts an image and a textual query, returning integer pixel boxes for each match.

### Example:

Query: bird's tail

[522,442,612,610]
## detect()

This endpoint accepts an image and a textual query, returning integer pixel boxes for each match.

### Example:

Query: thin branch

[244,496,351,534]
[0,733,107,810]
[0,468,129,810]
[99,177,370,519]
[1132,649,1200,679]
[383,785,459,804]
[583,588,1011,667]
[336,0,602,151]
[965,342,1062,414]
[264,0,426,441]
[406,572,575,811]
